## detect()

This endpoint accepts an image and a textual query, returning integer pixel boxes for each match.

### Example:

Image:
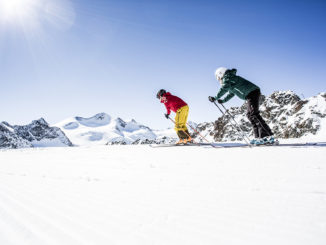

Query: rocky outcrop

[0,118,72,149]
[0,123,32,149]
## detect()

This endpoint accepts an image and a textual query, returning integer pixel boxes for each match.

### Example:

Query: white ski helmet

[215,67,227,81]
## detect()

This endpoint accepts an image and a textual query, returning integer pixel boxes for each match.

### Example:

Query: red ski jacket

[161,92,187,115]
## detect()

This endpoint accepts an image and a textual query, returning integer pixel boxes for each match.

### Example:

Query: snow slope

[0,145,325,245]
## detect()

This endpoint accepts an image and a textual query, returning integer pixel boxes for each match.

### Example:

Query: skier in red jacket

[156,89,192,144]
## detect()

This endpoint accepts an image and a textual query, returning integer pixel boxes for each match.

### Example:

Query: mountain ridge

[1,91,325,149]
[0,118,72,149]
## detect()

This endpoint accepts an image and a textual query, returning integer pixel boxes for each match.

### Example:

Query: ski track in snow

[0,146,325,245]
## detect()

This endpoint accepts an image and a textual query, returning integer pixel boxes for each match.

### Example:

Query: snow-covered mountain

[54,113,176,146]
[0,123,32,149]
[1,91,325,149]
[0,119,72,149]
[195,91,326,142]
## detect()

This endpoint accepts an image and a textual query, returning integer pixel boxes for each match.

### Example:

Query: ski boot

[251,136,278,146]
[176,139,187,145]
[262,136,277,145]
[250,139,256,145]
[184,130,193,144]
[250,138,262,145]
[185,137,193,144]
[249,138,266,146]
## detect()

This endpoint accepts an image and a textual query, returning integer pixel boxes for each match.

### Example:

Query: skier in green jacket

[208,67,274,145]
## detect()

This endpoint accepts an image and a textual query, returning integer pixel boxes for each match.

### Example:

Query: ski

[150,142,326,148]
[210,142,326,148]
[149,143,210,148]
[256,142,325,147]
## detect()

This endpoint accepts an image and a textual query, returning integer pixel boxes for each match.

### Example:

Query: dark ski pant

[246,89,273,138]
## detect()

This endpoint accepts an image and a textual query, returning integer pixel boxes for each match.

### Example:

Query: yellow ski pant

[174,105,189,132]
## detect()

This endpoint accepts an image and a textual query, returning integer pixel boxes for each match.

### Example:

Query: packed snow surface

[0,144,325,245]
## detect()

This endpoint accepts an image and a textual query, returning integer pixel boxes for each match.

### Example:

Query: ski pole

[186,122,211,143]
[213,101,251,146]
[220,103,251,143]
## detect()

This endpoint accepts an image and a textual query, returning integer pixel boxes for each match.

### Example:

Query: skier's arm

[215,84,230,100]
[221,92,235,103]
[215,79,234,102]
[164,103,171,115]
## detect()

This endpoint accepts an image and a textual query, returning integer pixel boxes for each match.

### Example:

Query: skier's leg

[178,106,192,142]
[246,93,260,138]
[180,105,189,131]
[184,129,193,143]
[247,90,273,139]
[178,130,187,139]
[253,113,273,138]
[174,110,182,133]
[184,129,191,137]
[175,109,187,143]
[176,131,183,139]
[174,111,182,140]
[251,90,273,138]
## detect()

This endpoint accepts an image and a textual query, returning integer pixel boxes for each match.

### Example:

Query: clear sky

[1,0,325,129]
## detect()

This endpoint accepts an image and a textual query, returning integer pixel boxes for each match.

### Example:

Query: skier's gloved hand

[208,96,216,102]
[217,99,223,104]
[164,113,170,119]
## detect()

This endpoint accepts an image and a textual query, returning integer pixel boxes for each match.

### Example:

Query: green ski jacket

[215,69,259,103]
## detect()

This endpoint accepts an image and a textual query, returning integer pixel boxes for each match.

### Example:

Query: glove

[217,99,223,104]
[208,96,216,102]
[164,113,170,119]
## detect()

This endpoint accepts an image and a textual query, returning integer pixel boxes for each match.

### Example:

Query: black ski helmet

[156,89,167,99]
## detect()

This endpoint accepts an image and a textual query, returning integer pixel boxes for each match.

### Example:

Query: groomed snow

[0,145,325,245]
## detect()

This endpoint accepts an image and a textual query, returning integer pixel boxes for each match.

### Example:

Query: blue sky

[0,0,325,129]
